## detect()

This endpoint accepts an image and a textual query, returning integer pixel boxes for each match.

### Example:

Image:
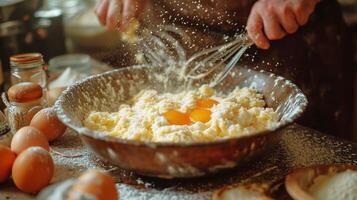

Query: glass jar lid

[10,53,44,67]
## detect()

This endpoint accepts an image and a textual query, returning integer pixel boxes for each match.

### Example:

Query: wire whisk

[182,33,253,87]
[137,25,190,65]
[138,27,253,88]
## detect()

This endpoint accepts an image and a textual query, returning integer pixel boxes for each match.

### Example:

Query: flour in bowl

[84,85,278,143]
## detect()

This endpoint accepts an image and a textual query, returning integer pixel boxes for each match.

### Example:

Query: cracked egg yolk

[196,99,218,109]
[164,99,217,125]
[163,110,192,125]
[189,109,212,123]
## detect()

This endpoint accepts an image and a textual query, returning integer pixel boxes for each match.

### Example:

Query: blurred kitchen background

[0,0,357,139]
[0,0,129,90]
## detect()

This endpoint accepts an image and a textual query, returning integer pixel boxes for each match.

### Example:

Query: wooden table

[1,124,356,200]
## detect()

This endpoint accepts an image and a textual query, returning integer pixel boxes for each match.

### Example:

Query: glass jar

[49,54,91,78]
[10,53,47,88]
[6,99,45,134]
[3,82,46,134]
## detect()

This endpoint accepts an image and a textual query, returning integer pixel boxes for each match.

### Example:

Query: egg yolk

[163,110,192,125]
[189,109,212,123]
[196,99,218,109]
[164,99,217,125]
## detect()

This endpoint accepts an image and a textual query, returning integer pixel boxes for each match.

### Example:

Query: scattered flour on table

[277,127,357,167]
[117,184,211,200]
[49,129,115,183]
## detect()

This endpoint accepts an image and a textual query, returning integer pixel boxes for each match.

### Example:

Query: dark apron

[129,0,354,139]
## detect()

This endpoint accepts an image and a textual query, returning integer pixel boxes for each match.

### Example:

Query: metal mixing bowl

[55,64,308,178]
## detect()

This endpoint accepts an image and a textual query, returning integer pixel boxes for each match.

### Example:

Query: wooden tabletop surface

[1,123,356,200]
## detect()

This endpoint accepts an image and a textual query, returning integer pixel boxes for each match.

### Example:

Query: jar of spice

[10,53,47,88]
[3,82,46,134]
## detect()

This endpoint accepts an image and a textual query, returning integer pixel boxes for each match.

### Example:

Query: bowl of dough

[55,64,308,178]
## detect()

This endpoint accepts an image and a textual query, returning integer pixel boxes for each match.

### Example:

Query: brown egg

[24,106,43,123]
[7,82,43,103]
[0,145,16,183]
[12,147,54,193]
[47,87,65,106]
[11,126,49,155]
[67,169,118,200]
[30,107,67,141]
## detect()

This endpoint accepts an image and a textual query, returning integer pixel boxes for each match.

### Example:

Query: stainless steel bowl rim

[54,64,308,148]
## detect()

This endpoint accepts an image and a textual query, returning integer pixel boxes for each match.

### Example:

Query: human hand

[94,0,146,31]
[246,0,320,49]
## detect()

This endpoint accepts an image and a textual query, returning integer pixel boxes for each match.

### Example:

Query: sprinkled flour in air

[309,170,357,200]
[83,85,278,143]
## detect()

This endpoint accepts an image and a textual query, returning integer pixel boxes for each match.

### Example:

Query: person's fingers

[261,8,286,40]
[133,0,147,18]
[292,1,314,26]
[106,0,122,30]
[94,0,101,10]
[95,0,109,25]
[120,0,146,31]
[247,9,270,49]
[120,0,136,31]
[277,6,299,34]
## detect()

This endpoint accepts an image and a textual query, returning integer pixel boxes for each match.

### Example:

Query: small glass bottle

[10,53,47,89]
[3,82,46,134]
